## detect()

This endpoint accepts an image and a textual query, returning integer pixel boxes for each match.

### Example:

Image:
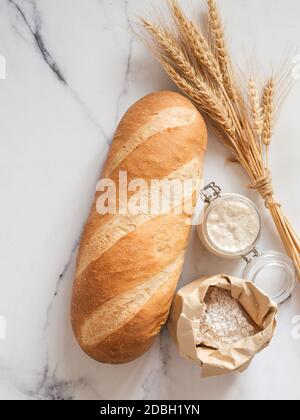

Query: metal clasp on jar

[242,248,259,264]
[200,182,222,204]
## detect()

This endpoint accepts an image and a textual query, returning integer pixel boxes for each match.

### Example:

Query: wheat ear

[141,20,197,81]
[248,78,264,141]
[262,78,275,147]
[163,63,238,139]
[169,0,223,83]
[139,0,300,281]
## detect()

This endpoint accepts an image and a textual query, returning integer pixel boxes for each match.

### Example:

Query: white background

[0,0,299,400]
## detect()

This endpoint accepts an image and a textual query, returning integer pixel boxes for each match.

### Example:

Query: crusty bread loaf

[71,91,207,364]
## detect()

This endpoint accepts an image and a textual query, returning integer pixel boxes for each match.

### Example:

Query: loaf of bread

[71,91,207,364]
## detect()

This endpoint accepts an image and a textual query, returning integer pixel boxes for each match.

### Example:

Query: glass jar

[197,183,296,304]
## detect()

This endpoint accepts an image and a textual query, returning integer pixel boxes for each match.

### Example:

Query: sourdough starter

[206,196,260,254]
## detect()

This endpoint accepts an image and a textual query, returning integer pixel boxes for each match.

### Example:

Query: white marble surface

[0,0,300,400]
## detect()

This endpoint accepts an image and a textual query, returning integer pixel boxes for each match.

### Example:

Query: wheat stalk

[140,0,300,281]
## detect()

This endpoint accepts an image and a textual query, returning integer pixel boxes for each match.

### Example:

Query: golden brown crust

[71,91,207,364]
[103,91,205,177]
[82,260,183,364]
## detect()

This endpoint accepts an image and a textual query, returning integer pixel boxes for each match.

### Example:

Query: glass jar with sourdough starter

[197,183,296,304]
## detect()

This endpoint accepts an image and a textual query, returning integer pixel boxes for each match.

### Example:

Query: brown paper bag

[169,274,277,378]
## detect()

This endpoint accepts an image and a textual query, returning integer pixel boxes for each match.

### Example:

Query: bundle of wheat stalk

[140,0,300,279]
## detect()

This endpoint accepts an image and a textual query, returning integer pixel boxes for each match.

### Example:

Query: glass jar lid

[243,250,296,304]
